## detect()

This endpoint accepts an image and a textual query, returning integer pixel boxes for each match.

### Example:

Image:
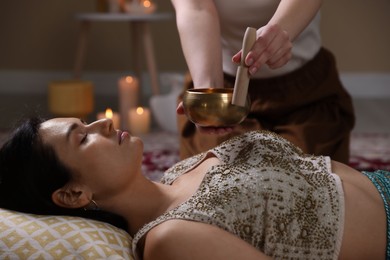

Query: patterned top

[133,131,345,259]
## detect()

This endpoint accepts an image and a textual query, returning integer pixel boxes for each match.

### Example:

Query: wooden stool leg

[142,23,160,96]
[131,21,144,104]
[73,21,90,79]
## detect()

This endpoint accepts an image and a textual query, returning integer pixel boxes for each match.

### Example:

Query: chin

[130,136,144,154]
[133,136,144,147]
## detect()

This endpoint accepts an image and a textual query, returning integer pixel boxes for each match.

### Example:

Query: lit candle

[118,76,139,130]
[141,0,156,13]
[128,107,151,135]
[97,108,121,129]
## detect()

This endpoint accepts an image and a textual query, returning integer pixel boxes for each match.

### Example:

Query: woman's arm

[269,0,322,41]
[233,0,323,73]
[170,0,224,89]
[143,219,271,260]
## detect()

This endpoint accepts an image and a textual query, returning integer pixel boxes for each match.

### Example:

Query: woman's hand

[177,102,234,135]
[232,23,293,75]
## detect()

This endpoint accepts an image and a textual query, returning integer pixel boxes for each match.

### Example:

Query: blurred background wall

[0,0,185,73]
[0,0,389,75]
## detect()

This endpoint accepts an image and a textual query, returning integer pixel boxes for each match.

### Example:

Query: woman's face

[39,117,143,197]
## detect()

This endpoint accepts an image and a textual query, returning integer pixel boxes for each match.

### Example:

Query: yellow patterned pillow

[0,208,134,259]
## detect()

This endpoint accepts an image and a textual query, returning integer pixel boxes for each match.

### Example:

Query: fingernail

[249,67,257,75]
[246,58,254,66]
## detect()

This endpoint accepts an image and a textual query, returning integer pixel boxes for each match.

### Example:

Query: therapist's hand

[177,102,234,134]
[232,24,293,75]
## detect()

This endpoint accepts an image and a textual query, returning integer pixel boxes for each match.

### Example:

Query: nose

[90,118,114,135]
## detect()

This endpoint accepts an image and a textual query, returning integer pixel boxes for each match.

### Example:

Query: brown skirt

[177,48,355,164]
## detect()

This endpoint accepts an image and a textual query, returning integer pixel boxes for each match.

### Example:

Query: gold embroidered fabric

[133,131,344,259]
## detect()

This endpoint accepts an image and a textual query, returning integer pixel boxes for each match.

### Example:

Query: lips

[117,130,129,144]
[117,130,122,144]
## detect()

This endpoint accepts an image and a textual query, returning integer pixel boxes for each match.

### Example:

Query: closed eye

[80,132,88,144]
[80,119,88,144]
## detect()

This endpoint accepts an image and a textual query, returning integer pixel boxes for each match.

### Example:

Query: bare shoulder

[143,219,271,260]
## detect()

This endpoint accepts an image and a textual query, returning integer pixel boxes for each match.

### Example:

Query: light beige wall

[321,0,390,72]
[0,0,186,72]
[0,0,389,73]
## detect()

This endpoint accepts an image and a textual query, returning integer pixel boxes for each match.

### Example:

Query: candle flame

[125,76,133,83]
[143,0,151,8]
[105,108,113,119]
[136,107,144,115]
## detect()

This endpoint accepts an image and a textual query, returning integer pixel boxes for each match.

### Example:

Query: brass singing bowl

[182,88,251,127]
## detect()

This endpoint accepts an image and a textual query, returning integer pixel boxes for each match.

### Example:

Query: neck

[100,175,177,236]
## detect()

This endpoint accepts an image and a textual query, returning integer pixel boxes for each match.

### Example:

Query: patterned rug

[141,131,180,181]
[349,132,390,172]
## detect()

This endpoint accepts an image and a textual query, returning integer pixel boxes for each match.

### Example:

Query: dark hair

[0,117,127,230]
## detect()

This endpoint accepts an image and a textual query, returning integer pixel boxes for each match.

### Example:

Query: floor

[352,99,390,134]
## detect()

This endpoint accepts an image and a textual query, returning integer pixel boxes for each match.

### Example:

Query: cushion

[0,208,134,259]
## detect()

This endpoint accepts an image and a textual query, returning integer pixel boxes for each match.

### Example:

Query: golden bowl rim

[184,88,234,95]
[182,88,251,127]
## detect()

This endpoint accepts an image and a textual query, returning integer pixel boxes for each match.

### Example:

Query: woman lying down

[0,117,388,260]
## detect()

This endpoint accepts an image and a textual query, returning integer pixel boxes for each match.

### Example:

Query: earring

[84,199,100,211]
